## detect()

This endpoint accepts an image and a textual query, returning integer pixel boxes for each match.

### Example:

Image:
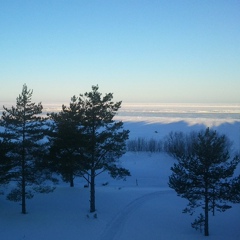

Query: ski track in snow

[99,190,172,240]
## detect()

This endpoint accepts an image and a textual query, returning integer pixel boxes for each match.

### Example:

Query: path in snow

[99,190,172,240]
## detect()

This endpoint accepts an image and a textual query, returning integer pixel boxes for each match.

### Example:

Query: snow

[1,119,240,240]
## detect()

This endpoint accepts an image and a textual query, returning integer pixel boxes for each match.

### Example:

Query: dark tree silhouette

[168,128,240,236]
[78,85,130,212]
[47,96,85,187]
[0,84,57,214]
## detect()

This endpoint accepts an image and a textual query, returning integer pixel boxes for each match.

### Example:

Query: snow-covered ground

[1,119,240,240]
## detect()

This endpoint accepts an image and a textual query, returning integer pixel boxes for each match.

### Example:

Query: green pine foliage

[168,128,240,236]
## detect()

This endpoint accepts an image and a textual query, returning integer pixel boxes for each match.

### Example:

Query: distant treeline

[127,137,163,152]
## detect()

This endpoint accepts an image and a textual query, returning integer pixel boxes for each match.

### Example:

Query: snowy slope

[1,120,240,240]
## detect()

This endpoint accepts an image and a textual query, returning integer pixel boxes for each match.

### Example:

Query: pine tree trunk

[70,172,74,187]
[22,175,26,214]
[21,148,26,214]
[90,168,95,212]
[204,193,209,236]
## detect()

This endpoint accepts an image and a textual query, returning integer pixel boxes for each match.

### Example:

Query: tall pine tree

[78,85,130,212]
[0,84,57,214]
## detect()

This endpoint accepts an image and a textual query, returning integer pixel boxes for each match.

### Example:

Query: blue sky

[1,0,239,104]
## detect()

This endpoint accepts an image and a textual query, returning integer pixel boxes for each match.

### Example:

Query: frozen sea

[1,102,239,133]
[117,102,240,122]
[1,102,239,122]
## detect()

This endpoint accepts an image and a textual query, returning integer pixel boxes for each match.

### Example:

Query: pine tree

[0,84,57,214]
[47,96,85,187]
[168,128,240,236]
[78,85,130,212]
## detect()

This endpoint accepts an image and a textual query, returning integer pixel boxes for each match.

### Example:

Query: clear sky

[1,0,240,104]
